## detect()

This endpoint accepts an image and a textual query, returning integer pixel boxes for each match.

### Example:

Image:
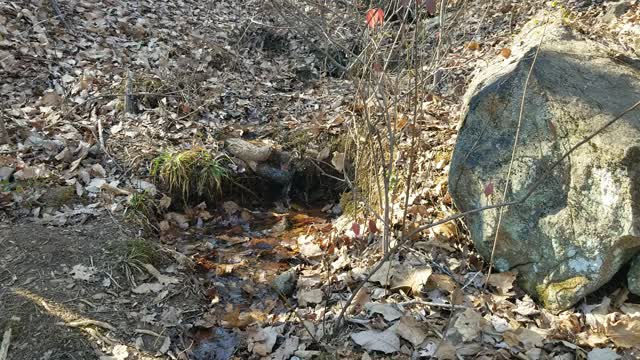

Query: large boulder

[448,19,640,312]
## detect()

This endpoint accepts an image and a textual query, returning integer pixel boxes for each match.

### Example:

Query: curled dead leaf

[487,271,517,295]
[391,266,432,295]
[331,152,345,172]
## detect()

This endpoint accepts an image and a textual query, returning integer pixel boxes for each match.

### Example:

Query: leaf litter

[1,0,639,359]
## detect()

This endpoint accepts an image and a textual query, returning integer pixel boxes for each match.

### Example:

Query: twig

[398,299,467,310]
[0,115,8,145]
[332,98,640,333]
[0,327,11,360]
[97,114,105,151]
[135,329,163,337]
[63,319,116,332]
[124,69,136,115]
[80,327,113,345]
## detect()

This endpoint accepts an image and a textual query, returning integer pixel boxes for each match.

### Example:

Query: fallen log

[225,138,292,186]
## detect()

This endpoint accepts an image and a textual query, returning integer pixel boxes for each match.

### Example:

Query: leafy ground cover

[1,0,639,359]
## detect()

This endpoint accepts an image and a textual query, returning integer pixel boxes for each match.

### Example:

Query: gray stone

[448,18,640,312]
[272,269,297,297]
[601,1,633,23]
[627,256,640,296]
[0,166,14,181]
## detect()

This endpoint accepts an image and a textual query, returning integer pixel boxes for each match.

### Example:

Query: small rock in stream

[272,269,298,297]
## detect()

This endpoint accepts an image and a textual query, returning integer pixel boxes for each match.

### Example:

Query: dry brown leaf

[427,273,457,293]
[450,288,465,305]
[317,146,331,161]
[434,340,457,360]
[365,303,404,321]
[396,115,408,130]
[247,326,280,356]
[431,222,457,240]
[331,152,345,172]
[369,261,394,286]
[586,348,620,360]
[351,325,400,354]
[222,306,264,329]
[577,331,610,348]
[297,289,324,307]
[620,303,640,316]
[215,262,245,276]
[466,41,480,51]
[605,313,640,348]
[392,266,432,295]
[487,271,517,295]
[503,327,544,350]
[451,308,487,342]
[351,287,370,312]
[397,316,427,347]
[271,336,299,360]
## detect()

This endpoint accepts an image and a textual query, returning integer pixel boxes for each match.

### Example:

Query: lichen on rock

[449,17,640,311]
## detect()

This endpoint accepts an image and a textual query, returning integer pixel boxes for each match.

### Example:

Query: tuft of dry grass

[150,148,229,204]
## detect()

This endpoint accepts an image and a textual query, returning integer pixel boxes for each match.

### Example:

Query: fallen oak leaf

[364,302,404,321]
[351,324,400,354]
[397,316,427,347]
[247,326,281,356]
[391,266,433,295]
[449,308,488,342]
[605,313,640,348]
[487,271,517,295]
[132,282,164,294]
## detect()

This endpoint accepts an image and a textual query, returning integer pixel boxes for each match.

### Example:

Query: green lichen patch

[536,276,588,312]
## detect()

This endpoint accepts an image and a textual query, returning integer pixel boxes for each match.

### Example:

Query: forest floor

[1,0,640,359]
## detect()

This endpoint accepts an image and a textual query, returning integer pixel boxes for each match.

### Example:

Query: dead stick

[97,116,105,151]
[0,115,8,145]
[124,70,136,114]
[63,319,116,332]
[135,329,163,337]
[398,300,467,310]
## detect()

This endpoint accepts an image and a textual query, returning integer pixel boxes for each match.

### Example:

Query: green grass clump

[125,190,159,233]
[150,148,228,203]
[124,238,160,265]
[128,191,156,215]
